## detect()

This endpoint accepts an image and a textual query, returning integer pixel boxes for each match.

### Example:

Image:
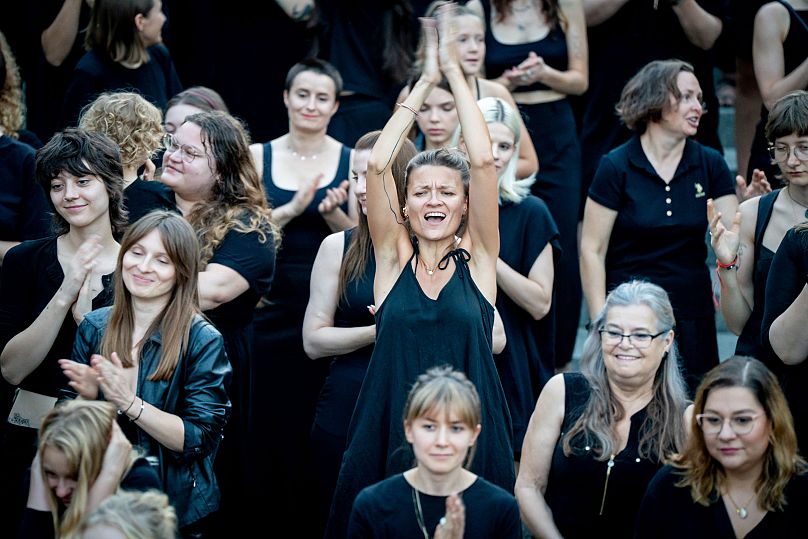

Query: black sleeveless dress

[325,248,515,538]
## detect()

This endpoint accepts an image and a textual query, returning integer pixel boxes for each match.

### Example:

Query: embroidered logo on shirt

[694,183,705,198]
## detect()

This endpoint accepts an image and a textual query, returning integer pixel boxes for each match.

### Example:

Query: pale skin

[369,12,499,311]
[40,0,92,67]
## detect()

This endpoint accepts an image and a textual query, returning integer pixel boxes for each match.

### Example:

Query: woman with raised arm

[326,9,514,538]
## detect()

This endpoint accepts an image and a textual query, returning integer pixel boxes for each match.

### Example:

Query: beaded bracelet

[716,256,738,271]
[117,394,137,416]
[396,102,419,117]
[130,398,145,422]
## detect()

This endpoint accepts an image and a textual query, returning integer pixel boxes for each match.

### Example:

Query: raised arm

[41,0,85,67]
[753,2,808,110]
[673,0,723,51]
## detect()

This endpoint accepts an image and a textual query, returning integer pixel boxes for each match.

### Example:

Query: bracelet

[396,102,419,117]
[117,394,137,416]
[130,398,145,422]
[716,256,738,270]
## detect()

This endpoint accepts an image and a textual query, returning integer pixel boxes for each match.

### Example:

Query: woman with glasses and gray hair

[516,279,690,539]
[636,355,808,538]
[580,59,738,396]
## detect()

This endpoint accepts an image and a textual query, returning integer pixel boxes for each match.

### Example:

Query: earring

[402,206,409,219]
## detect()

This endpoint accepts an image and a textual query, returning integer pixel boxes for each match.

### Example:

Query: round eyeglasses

[162,133,204,164]
[696,413,761,436]
[598,328,670,349]
[768,144,808,163]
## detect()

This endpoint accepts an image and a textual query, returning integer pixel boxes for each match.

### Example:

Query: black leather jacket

[69,307,232,528]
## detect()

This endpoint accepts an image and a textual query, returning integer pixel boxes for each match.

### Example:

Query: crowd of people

[0,0,806,538]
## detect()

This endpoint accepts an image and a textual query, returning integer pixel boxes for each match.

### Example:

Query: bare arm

[0,241,21,266]
[198,263,249,311]
[581,0,631,27]
[753,3,808,110]
[493,308,507,354]
[579,198,617,319]
[274,0,315,22]
[770,284,808,365]
[496,243,554,320]
[303,232,376,359]
[515,374,566,539]
[673,0,723,50]
[41,0,84,67]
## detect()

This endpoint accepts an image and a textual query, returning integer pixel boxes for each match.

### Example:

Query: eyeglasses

[696,413,761,436]
[598,328,670,349]
[162,133,204,164]
[767,144,808,163]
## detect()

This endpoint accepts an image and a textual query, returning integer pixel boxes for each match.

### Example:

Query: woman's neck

[131,296,169,329]
[123,166,138,189]
[417,235,460,265]
[405,466,475,497]
[608,378,654,414]
[787,183,808,208]
[63,221,116,250]
[286,129,328,154]
[722,462,764,493]
[173,194,199,217]
[640,126,686,161]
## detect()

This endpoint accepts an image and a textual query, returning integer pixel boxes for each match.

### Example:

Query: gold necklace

[725,489,757,519]
[411,487,429,539]
[421,258,438,276]
[786,187,808,221]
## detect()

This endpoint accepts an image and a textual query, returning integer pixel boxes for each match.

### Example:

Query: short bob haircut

[35,128,128,236]
[765,90,808,142]
[165,86,229,115]
[676,355,806,511]
[284,57,343,97]
[79,91,164,170]
[616,59,696,133]
[403,364,482,466]
[86,0,157,67]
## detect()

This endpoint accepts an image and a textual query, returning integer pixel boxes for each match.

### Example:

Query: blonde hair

[79,92,163,170]
[80,490,177,539]
[0,30,24,136]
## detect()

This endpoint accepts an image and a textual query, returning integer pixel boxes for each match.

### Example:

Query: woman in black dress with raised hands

[326,9,514,538]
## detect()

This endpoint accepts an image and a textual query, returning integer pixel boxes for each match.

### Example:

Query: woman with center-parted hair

[60,211,232,538]
[0,128,124,531]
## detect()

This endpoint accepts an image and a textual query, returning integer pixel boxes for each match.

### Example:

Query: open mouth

[425,212,446,223]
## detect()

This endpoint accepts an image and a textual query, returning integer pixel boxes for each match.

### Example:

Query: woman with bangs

[61,211,231,538]
[637,356,808,538]
[60,0,182,129]
[17,400,161,539]
[453,95,558,466]
[79,91,176,226]
[0,129,124,531]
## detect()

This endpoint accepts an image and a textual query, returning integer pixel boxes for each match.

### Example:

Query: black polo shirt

[588,135,734,317]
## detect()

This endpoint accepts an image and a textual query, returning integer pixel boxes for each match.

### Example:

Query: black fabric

[479,0,568,92]
[0,137,50,244]
[348,473,521,539]
[496,196,560,455]
[123,177,179,227]
[545,373,665,539]
[326,249,515,539]
[60,44,183,129]
[636,465,808,539]
[735,189,780,359]
[761,228,808,452]
[69,309,232,528]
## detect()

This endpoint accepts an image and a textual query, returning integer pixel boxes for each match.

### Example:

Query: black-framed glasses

[696,413,761,436]
[162,133,204,164]
[767,144,808,163]
[598,328,670,349]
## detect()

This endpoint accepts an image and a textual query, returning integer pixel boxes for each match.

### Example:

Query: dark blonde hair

[183,111,280,265]
[0,30,23,136]
[38,401,139,539]
[80,489,177,539]
[616,59,696,133]
[676,356,806,510]
[493,0,563,28]
[404,365,482,466]
[79,92,163,170]
[102,211,200,380]
[86,0,156,66]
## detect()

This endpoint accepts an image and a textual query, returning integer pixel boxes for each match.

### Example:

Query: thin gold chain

[599,454,616,515]
[412,487,430,539]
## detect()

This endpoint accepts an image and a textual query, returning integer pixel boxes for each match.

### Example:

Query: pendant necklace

[422,259,437,276]
[786,187,808,220]
[725,490,756,519]
[411,487,430,539]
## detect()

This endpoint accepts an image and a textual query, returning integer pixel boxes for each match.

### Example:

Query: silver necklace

[411,487,429,539]
[725,490,756,519]
[288,146,319,161]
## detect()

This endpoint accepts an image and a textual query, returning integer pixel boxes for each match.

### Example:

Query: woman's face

[405,405,480,477]
[455,14,485,76]
[406,165,467,242]
[488,122,516,178]
[164,103,204,134]
[159,121,215,202]
[49,168,111,230]
[122,228,177,303]
[700,386,771,476]
[416,88,458,150]
[352,149,371,216]
[660,71,703,138]
[138,0,166,47]
[771,132,808,185]
[42,446,77,507]
[601,304,672,386]
[284,70,339,132]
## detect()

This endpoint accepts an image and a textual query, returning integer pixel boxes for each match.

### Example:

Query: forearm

[535,65,588,96]
[580,249,607,319]
[270,202,301,228]
[447,70,492,168]
[321,208,357,233]
[41,0,83,66]
[673,0,723,50]
[1,291,74,385]
[770,285,808,365]
[304,325,376,359]
[515,487,564,539]
[582,0,630,26]
[124,398,185,452]
[87,467,128,511]
[496,259,551,320]
[717,269,752,335]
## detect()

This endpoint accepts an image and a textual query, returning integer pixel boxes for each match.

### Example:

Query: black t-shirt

[0,136,50,243]
[588,135,735,317]
[123,178,178,227]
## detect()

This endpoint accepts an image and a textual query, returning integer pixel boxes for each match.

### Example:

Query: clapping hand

[91,352,134,412]
[419,17,441,85]
[435,3,462,76]
[707,198,741,265]
[504,51,546,87]
[434,492,465,539]
[62,235,103,323]
[291,173,324,217]
[318,179,350,215]
[735,169,771,202]
[60,358,100,399]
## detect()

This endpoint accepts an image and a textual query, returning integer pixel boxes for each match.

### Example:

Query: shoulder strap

[753,189,781,257]
[779,0,808,33]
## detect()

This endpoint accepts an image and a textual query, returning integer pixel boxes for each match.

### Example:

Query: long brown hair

[101,211,200,381]
[86,0,154,66]
[337,131,416,300]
